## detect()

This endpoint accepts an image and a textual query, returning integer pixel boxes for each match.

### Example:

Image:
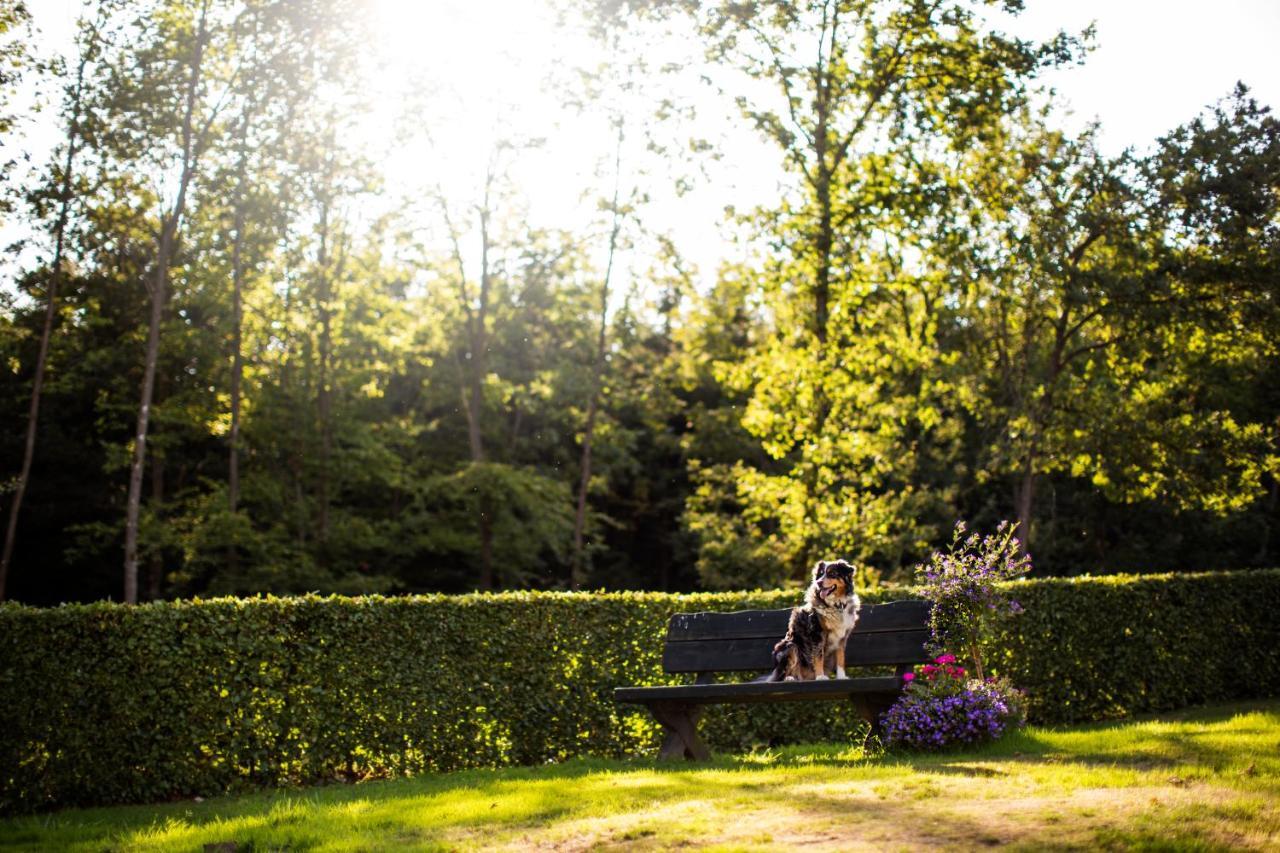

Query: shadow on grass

[711,699,1280,775]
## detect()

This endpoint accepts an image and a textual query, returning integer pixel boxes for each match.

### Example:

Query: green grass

[2,701,1278,851]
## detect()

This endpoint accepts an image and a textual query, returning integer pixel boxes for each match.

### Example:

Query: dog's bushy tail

[758,638,793,682]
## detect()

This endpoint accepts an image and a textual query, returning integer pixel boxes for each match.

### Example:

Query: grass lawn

[1,701,1277,852]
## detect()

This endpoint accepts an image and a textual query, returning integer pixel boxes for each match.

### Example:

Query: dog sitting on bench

[766,560,862,681]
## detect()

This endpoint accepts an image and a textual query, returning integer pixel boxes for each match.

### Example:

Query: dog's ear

[812,561,827,580]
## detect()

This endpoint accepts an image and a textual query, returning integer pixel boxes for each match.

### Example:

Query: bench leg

[851,696,895,746]
[647,701,711,761]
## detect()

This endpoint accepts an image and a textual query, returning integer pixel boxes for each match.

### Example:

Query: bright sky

[8,0,1280,294]
[997,0,1280,154]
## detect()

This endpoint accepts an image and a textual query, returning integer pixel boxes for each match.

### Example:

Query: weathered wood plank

[616,675,903,705]
[665,600,929,642]
[661,628,931,673]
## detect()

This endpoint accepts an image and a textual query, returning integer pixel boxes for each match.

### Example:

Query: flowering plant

[916,520,1029,680]
[881,655,1027,750]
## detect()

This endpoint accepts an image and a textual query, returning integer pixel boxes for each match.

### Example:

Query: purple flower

[880,675,1025,750]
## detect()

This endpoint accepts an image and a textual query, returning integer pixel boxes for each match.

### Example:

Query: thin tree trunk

[507,406,523,456]
[0,45,90,601]
[1014,456,1035,556]
[124,0,209,603]
[467,200,491,464]
[147,453,164,601]
[315,193,331,544]
[276,202,305,551]
[228,106,253,572]
[227,8,263,542]
[473,198,493,589]
[229,216,243,517]
[799,10,838,560]
[124,228,173,604]
[294,469,307,548]
[1255,468,1278,565]
[571,118,625,590]
[438,167,496,589]
[811,2,837,350]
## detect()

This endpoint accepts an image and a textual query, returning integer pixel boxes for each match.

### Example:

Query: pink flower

[936,654,956,665]
[903,672,915,681]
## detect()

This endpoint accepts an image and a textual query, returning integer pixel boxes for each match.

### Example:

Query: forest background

[0,0,1277,605]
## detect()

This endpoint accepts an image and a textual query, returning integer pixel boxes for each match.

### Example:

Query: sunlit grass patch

[0,700,1276,851]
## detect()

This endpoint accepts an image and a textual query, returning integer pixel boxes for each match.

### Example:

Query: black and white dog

[767,560,862,681]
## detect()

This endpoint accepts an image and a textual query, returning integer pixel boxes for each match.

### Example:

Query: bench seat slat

[666,600,930,642]
[615,675,903,706]
[662,628,931,673]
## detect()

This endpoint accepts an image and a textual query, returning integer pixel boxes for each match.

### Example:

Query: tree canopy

[1,0,1277,603]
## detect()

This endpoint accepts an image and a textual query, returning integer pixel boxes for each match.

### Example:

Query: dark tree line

[1,0,1277,604]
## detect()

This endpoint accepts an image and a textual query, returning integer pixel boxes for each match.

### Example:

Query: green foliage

[677,0,1089,581]
[1,0,1278,604]
[1,569,1277,812]
[412,462,577,589]
[985,569,1280,723]
[0,0,35,218]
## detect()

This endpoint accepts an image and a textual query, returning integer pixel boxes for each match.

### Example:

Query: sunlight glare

[366,0,610,230]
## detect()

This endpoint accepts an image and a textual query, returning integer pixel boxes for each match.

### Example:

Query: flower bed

[881,654,1027,749]
[884,520,1031,749]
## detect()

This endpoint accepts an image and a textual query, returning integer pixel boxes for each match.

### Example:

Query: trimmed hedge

[985,570,1280,723]
[1,570,1277,812]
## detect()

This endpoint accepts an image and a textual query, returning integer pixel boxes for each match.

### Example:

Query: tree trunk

[813,178,832,346]
[810,3,837,350]
[571,387,600,590]
[472,189,494,589]
[123,0,209,603]
[1255,469,1278,565]
[124,228,172,604]
[294,468,307,548]
[0,44,90,601]
[147,453,164,601]
[229,234,243,517]
[228,107,252,573]
[572,118,625,590]
[439,167,496,589]
[1014,457,1035,557]
[315,194,332,545]
[799,11,838,552]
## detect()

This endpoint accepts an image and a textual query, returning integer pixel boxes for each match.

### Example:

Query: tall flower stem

[969,640,984,681]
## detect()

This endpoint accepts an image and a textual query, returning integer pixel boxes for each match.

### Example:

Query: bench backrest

[661,599,932,674]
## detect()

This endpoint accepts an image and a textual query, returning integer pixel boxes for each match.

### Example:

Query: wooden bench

[614,599,931,760]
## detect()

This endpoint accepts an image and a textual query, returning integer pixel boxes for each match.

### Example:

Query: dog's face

[811,559,856,602]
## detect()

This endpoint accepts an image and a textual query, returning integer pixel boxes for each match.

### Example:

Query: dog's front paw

[815,673,828,681]
[836,668,848,679]
[784,675,797,682]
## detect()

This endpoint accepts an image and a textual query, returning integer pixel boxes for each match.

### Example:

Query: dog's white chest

[823,598,861,651]
[839,597,861,638]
